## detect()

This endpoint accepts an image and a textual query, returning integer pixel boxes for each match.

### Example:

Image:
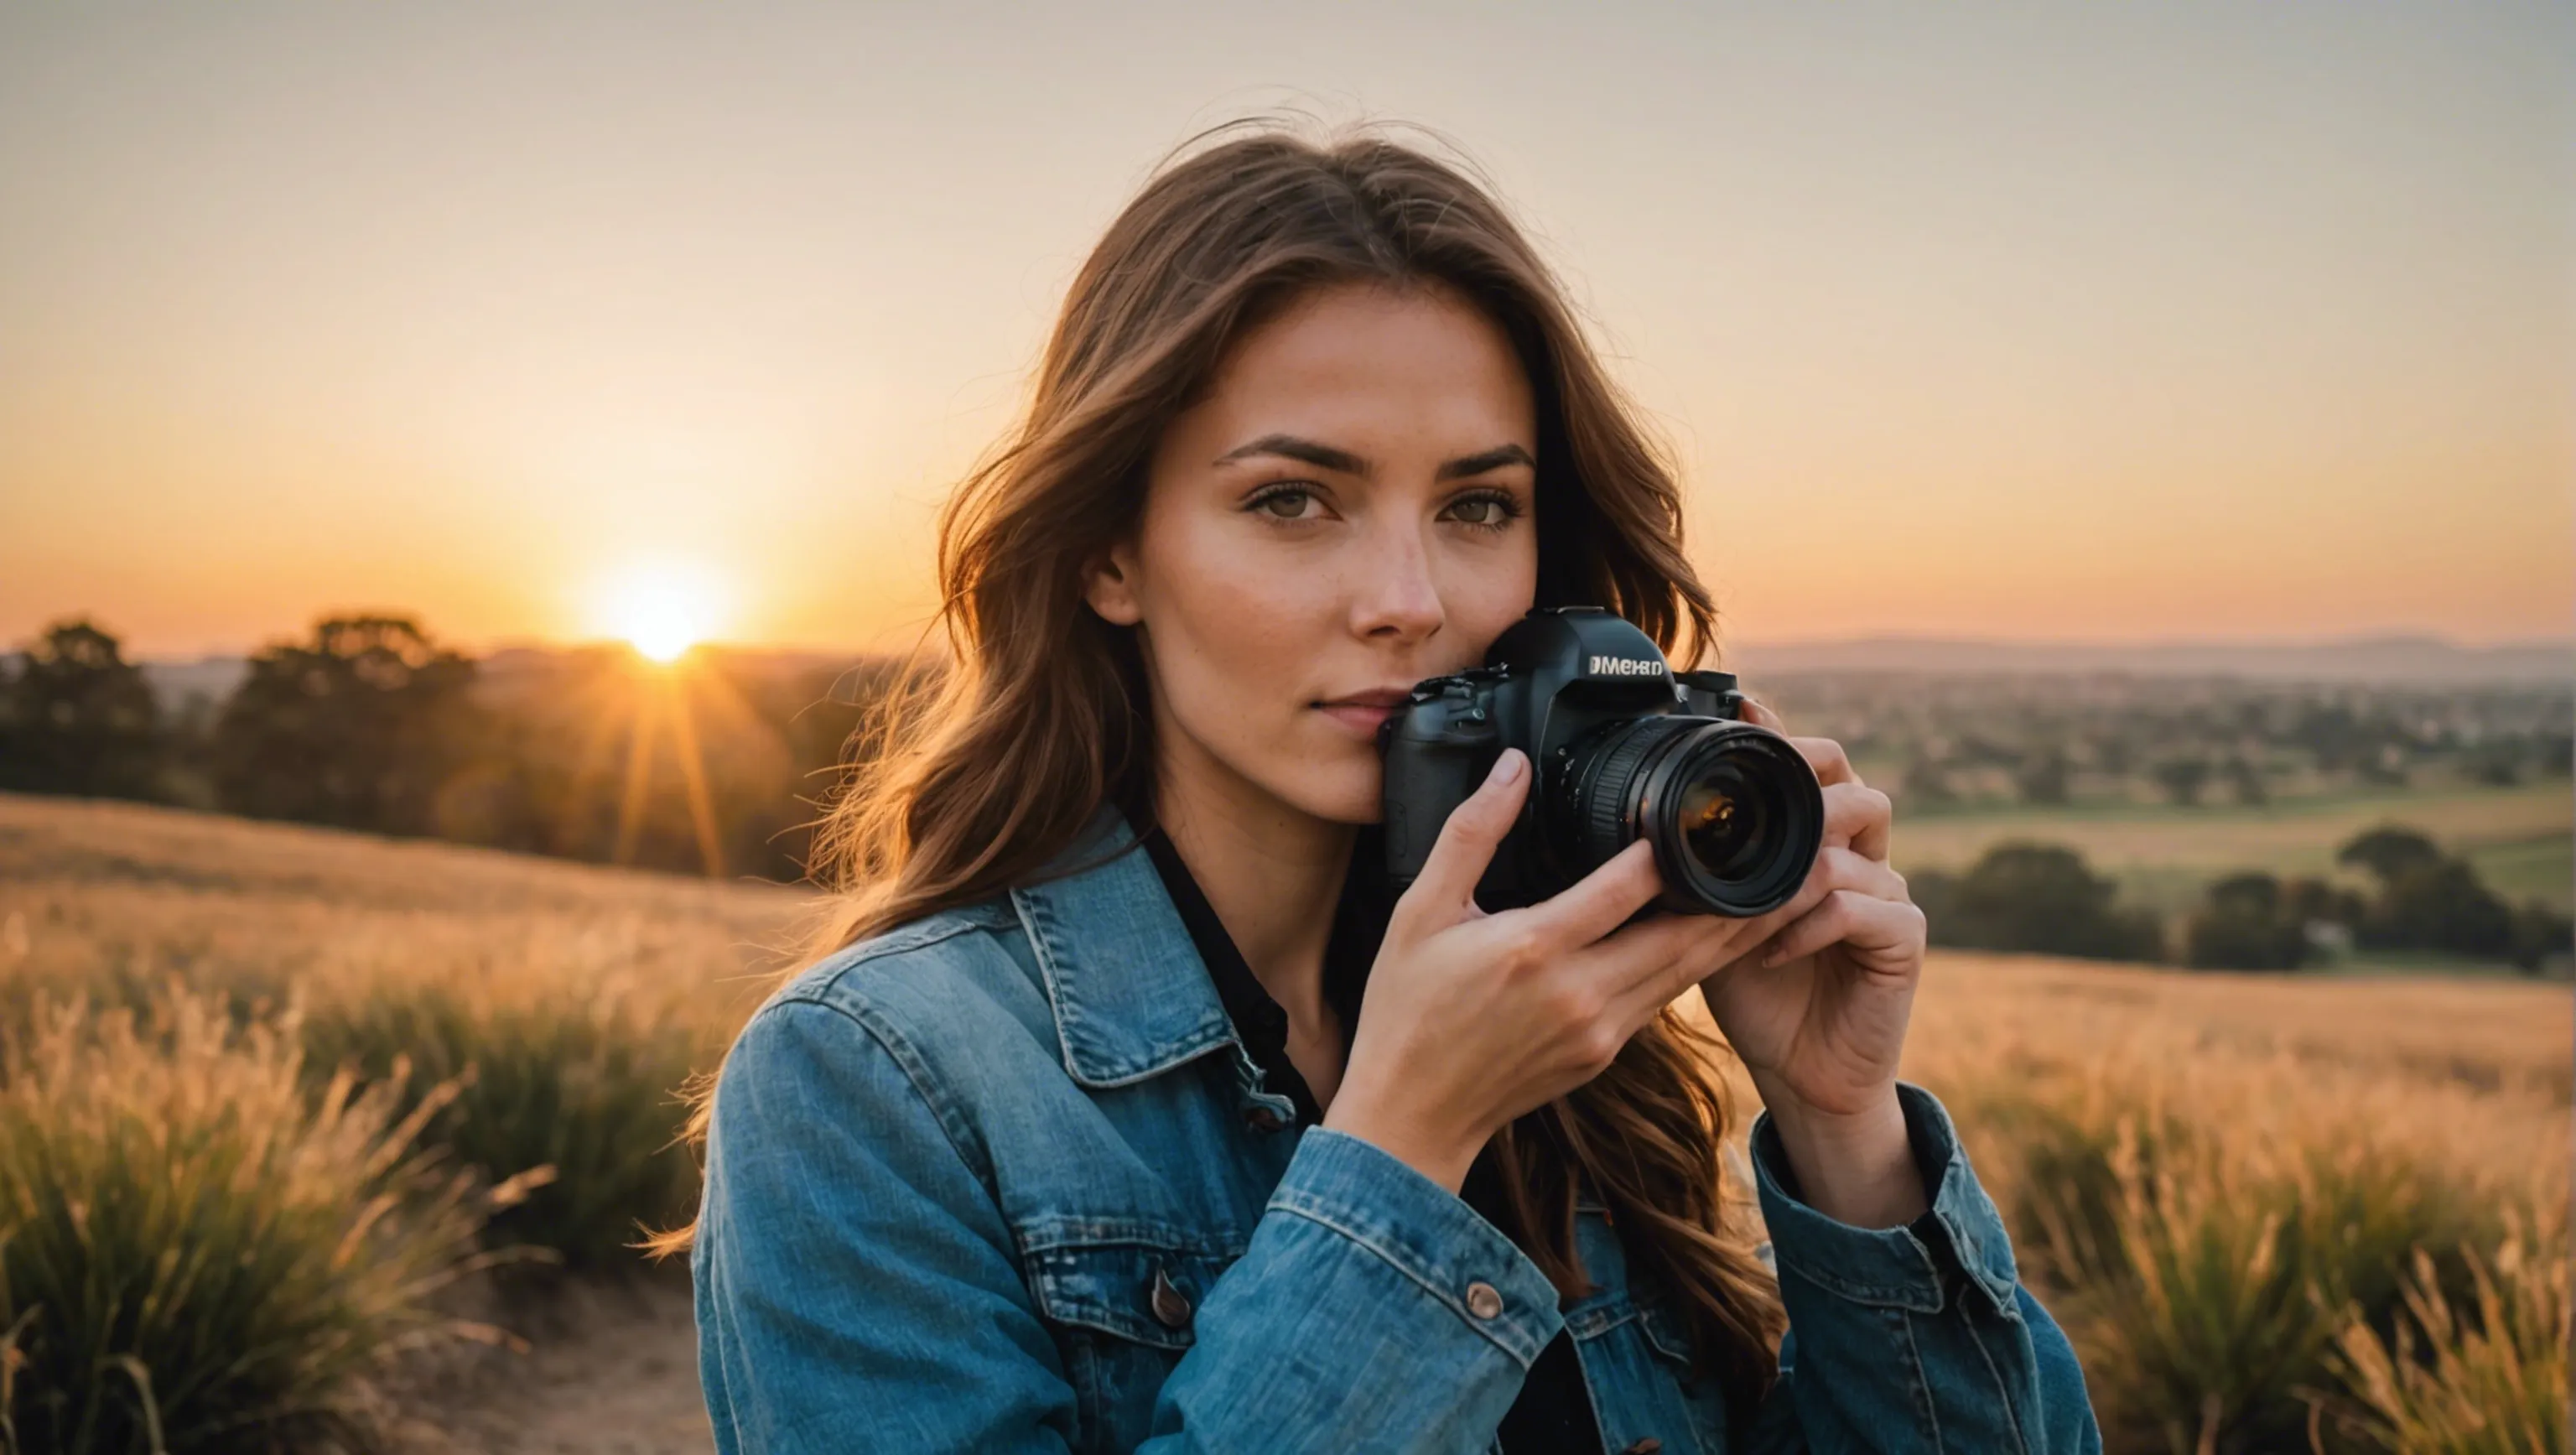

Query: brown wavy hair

[657,120,1787,1413]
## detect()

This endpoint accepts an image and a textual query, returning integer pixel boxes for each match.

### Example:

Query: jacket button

[1464,1281,1504,1319]
[1243,1105,1285,1133]
[1149,1266,1193,1328]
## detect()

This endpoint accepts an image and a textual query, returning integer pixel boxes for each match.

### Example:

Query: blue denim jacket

[693,810,2099,1452]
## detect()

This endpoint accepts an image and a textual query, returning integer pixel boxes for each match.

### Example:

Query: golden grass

[3,792,2570,1452]
[0,792,799,1039]
[0,991,503,1453]
[1891,954,2569,1452]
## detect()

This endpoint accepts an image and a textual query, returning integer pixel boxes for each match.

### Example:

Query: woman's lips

[1314,691,1411,736]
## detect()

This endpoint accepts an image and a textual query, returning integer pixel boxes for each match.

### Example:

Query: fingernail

[1487,749,1525,786]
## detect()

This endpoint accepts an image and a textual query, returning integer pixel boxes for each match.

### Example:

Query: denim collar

[1008,806,1239,1088]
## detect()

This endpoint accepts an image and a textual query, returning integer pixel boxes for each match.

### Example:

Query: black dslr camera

[1379,606,1824,917]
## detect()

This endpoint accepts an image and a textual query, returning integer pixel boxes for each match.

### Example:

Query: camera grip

[1380,710,1502,888]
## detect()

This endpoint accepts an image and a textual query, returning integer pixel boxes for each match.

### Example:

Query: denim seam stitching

[1963,1305,2033,1455]
[1779,1253,1945,1312]
[800,917,987,993]
[764,992,1002,1207]
[1263,1198,1547,1366]
[1012,885,1234,1089]
[1017,1219,1247,1258]
[1902,1308,1945,1455]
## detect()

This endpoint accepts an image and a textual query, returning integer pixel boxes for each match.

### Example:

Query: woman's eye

[1252,487,1317,520]
[1444,493,1519,527]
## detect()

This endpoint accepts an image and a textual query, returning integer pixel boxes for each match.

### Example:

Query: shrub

[2185,873,2314,970]
[1914,841,2166,962]
[299,968,707,1273]
[2366,858,2516,959]
[2507,902,2573,975]
[0,993,501,1453]
[2327,1209,2570,1455]
[2336,824,2443,882]
[1927,1047,2546,1455]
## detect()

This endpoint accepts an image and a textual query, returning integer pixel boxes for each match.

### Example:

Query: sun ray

[665,676,728,879]
[612,694,660,866]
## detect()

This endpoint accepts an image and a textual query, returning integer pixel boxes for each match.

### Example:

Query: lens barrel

[1560,715,1824,916]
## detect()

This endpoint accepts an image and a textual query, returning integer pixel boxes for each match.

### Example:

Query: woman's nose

[1348,526,1446,642]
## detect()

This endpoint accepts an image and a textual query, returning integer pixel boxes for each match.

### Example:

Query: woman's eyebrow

[1212,434,1369,475]
[1436,444,1535,481]
[1211,434,1535,481]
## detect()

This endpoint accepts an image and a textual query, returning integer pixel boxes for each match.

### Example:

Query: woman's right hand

[1322,746,1789,1192]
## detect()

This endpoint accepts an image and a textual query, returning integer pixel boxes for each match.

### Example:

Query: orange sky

[2,3,2568,658]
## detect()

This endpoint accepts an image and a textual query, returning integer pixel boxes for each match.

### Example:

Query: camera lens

[1679,761,1768,879]
[1560,715,1823,916]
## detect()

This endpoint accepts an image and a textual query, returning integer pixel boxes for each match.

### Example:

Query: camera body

[1379,606,1823,917]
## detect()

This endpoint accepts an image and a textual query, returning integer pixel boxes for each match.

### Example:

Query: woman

[675,124,2099,1453]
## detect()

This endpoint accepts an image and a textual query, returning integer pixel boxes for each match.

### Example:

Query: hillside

[3,793,2568,1452]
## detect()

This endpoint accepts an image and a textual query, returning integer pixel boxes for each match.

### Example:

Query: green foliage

[2328,822,2571,969]
[1960,1063,2532,1455]
[0,994,498,1454]
[210,616,486,836]
[299,974,707,1274]
[0,621,161,801]
[2368,857,2515,958]
[1912,841,2166,961]
[2151,755,2212,807]
[2182,872,2361,971]
[2329,1218,2569,1455]
[2507,902,2574,974]
[2336,824,2444,883]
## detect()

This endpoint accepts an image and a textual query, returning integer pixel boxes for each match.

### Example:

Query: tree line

[0,615,881,882]
[5,612,2569,973]
[1913,829,2571,975]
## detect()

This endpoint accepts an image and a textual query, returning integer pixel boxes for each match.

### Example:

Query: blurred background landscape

[1,2,2568,1452]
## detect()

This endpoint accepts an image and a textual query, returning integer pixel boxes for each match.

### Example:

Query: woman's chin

[1273,767,1385,829]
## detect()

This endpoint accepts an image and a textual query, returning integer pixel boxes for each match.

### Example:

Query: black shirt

[1138,824,1607,1455]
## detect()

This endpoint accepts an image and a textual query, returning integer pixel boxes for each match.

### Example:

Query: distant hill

[135,632,2571,710]
[1727,635,2571,684]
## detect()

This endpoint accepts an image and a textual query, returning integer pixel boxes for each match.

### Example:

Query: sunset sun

[592,559,725,663]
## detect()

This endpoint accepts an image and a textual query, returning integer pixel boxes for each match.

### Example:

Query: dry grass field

[0,791,2566,1453]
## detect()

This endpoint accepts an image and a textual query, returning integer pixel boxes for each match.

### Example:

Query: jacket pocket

[1570,1297,1732,1455]
[1025,1238,1234,1453]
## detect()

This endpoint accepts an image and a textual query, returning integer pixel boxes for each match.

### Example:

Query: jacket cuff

[1750,1083,2023,1316]
[1265,1126,1564,1364]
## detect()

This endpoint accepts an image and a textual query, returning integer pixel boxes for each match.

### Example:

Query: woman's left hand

[1696,699,1930,1227]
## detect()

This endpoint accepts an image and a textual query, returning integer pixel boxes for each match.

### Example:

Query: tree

[2507,902,2573,974]
[2184,872,2312,970]
[210,616,483,834]
[2150,755,2211,807]
[2363,858,2514,959]
[2279,876,2366,930]
[0,618,162,798]
[1916,841,2164,962]
[2336,824,2443,883]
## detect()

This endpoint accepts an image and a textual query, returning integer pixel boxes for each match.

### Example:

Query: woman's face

[1086,281,1540,829]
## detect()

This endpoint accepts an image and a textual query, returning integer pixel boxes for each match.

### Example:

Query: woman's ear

[1083,540,1145,626]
